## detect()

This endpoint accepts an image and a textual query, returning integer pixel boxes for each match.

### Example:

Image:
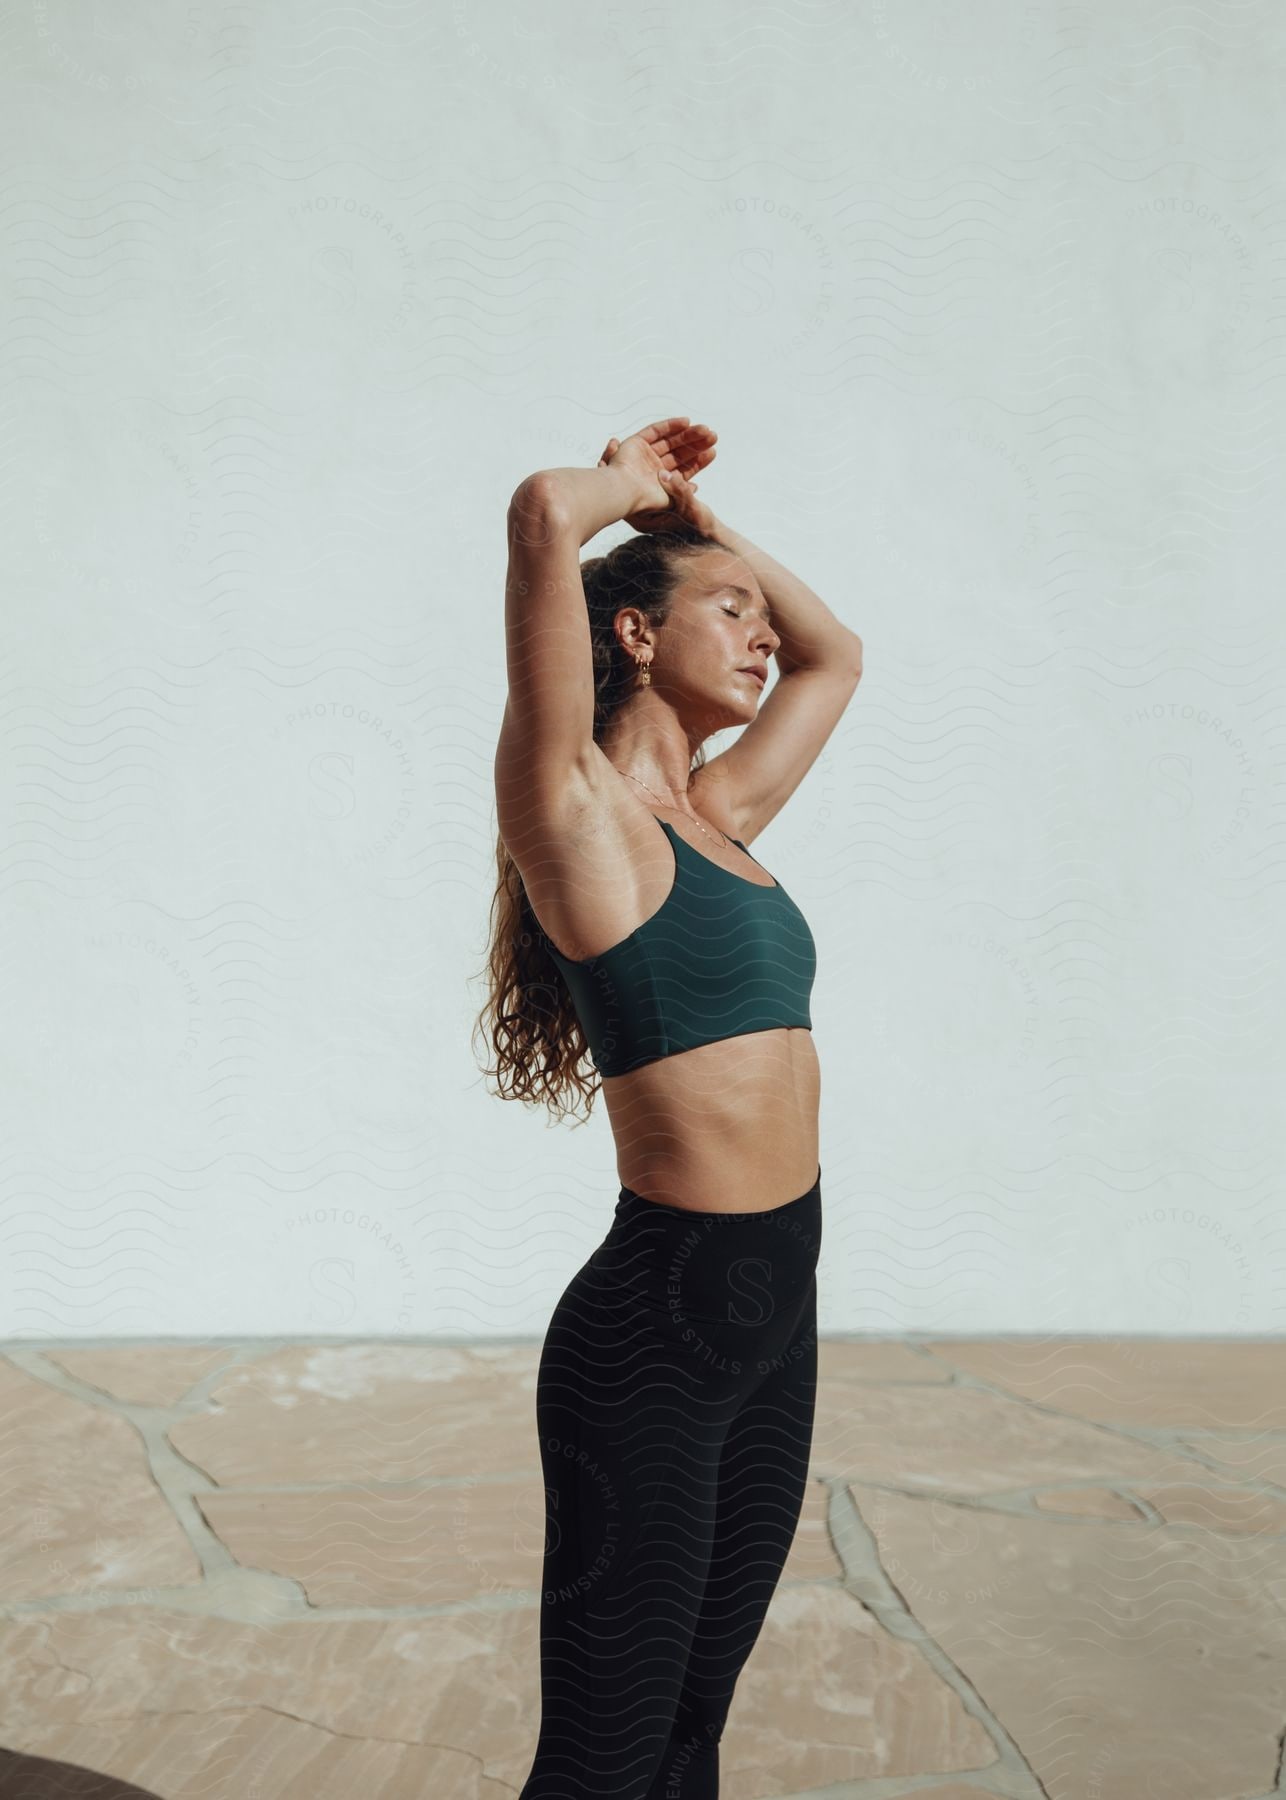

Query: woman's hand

[597,419,718,534]
[631,465,718,538]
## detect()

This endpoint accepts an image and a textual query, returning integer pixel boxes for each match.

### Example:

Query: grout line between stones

[824,1477,1048,1800]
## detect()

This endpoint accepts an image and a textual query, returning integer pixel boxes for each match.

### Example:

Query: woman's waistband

[617,1162,821,1222]
[590,1163,822,1321]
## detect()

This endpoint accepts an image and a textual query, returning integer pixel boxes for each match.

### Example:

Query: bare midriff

[601,1024,821,1212]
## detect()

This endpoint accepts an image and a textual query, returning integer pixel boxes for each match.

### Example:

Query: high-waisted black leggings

[518,1164,822,1800]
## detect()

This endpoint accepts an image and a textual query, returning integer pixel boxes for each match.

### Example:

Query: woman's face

[654,548,780,731]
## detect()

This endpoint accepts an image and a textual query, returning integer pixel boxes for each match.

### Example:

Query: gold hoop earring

[634,655,652,688]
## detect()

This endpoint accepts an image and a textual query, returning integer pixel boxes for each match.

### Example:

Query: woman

[478,416,863,1799]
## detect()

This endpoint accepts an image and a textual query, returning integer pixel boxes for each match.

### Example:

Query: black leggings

[518,1164,822,1800]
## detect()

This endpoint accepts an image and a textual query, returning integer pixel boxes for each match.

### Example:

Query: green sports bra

[538,815,816,1078]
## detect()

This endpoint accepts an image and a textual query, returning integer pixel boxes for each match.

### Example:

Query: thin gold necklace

[611,767,731,850]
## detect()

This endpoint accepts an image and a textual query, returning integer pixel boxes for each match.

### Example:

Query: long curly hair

[472,519,723,1125]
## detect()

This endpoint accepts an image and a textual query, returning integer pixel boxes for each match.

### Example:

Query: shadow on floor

[0,1749,164,1799]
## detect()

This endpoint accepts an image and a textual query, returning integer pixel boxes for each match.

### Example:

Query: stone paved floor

[1,1337,1285,1800]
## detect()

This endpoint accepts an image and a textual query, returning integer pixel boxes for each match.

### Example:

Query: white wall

[2,3,1281,1339]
